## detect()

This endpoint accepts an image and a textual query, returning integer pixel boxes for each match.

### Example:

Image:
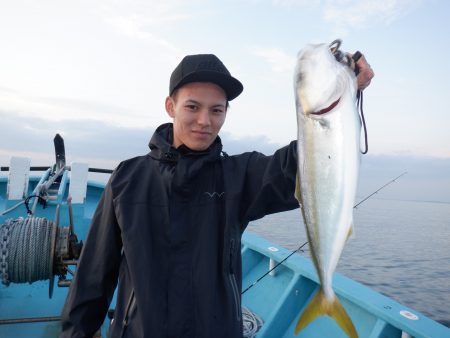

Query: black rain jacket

[60,123,298,338]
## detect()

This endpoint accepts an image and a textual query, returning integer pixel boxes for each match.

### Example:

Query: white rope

[242,306,264,338]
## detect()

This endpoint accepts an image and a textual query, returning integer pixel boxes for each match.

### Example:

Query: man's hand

[355,54,374,91]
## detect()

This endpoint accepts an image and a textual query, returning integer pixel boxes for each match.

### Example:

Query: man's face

[165,82,228,151]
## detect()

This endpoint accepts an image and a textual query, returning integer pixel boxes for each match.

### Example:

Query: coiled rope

[242,306,264,338]
[0,217,54,286]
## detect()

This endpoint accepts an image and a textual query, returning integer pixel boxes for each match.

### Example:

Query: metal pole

[0,316,61,325]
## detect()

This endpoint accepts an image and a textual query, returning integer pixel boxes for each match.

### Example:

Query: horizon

[1,119,449,204]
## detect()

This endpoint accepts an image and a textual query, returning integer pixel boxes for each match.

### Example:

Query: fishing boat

[1,136,449,338]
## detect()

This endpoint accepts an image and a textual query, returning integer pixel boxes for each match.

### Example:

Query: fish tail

[294,288,358,338]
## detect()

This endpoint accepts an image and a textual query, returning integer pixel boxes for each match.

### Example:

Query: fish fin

[294,288,358,338]
[295,173,301,203]
[346,223,354,241]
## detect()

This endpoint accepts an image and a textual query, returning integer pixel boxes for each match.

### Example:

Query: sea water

[246,198,450,327]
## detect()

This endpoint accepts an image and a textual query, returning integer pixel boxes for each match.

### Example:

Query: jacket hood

[148,123,223,162]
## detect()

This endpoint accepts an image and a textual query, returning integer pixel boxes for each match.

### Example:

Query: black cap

[169,54,243,101]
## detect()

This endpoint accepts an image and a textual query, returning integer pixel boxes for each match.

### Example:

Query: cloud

[0,87,156,130]
[0,111,280,168]
[247,0,320,6]
[323,0,422,31]
[259,0,421,34]
[0,110,150,168]
[220,133,281,155]
[0,86,17,94]
[358,154,450,203]
[2,110,449,203]
[252,47,296,73]
[102,14,179,51]
[271,0,319,5]
[98,0,197,52]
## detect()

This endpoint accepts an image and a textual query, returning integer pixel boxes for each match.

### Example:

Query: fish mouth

[309,97,341,115]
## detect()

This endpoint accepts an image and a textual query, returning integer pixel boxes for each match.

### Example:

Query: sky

[1,0,449,202]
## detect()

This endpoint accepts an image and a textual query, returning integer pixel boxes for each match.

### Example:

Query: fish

[293,41,360,338]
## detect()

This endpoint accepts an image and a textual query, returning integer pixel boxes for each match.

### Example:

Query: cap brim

[174,71,243,101]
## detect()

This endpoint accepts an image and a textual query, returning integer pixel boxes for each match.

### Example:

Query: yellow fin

[294,288,358,338]
[295,173,301,203]
[346,223,353,241]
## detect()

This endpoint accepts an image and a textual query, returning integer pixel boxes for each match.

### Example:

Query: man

[60,53,374,338]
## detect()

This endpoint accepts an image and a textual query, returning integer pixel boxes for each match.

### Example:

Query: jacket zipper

[121,289,136,335]
[229,239,241,322]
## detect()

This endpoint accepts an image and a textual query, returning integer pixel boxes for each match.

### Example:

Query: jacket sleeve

[60,175,122,337]
[241,140,299,224]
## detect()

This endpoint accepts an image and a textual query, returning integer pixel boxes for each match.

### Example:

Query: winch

[0,134,83,298]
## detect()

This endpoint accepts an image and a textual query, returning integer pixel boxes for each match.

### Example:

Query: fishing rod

[353,171,407,208]
[241,240,309,294]
[242,171,408,295]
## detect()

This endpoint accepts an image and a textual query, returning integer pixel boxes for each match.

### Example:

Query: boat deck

[241,231,450,337]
